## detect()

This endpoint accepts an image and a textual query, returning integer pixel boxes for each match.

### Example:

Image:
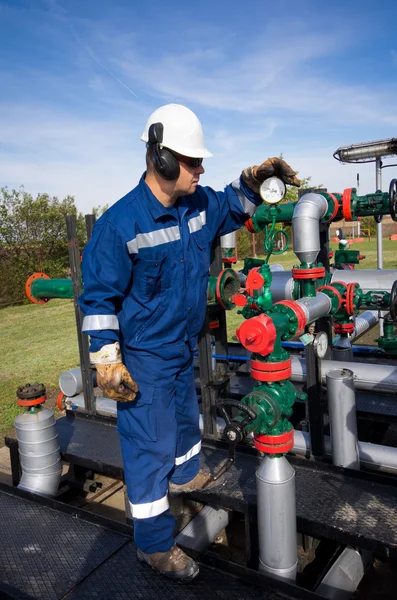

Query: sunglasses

[171,151,203,168]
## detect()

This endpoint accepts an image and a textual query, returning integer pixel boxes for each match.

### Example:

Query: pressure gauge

[259,176,286,204]
[313,331,329,359]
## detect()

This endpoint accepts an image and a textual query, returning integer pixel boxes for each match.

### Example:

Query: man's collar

[139,173,194,222]
[139,174,176,221]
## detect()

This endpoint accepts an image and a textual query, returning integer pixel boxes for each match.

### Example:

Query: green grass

[0,299,79,435]
[1,239,396,437]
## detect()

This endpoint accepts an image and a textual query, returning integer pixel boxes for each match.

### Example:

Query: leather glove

[90,342,138,402]
[242,157,301,194]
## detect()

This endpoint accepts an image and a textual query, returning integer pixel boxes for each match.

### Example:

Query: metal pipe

[257,456,297,581]
[269,272,295,302]
[292,193,328,264]
[59,368,97,397]
[15,407,62,496]
[316,547,366,600]
[220,233,235,249]
[326,369,360,470]
[350,310,378,342]
[175,505,231,552]
[296,293,332,324]
[376,157,383,270]
[330,269,397,293]
[292,430,397,475]
[291,356,397,395]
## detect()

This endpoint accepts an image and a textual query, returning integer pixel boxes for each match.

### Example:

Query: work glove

[242,157,301,194]
[90,342,138,402]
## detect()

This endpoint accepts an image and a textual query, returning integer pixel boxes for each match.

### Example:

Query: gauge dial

[313,331,329,359]
[259,176,286,204]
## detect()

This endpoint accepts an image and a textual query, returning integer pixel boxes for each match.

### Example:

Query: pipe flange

[254,429,294,454]
[216,268,240,310]
[273,300,307,337]
[390,280,397,322]
[317,285,343,312]
[291,266,325,280]
[345,282,359,316]
[342,188,355,221]
[17,382,46,407]
[25,272,50,305]
[389,179,397,222]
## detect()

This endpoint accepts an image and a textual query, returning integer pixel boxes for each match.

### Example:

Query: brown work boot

[137,544,199,582]
[169,470,218,495]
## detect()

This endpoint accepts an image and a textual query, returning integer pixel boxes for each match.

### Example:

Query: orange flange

[25,272,50,305]
[292,266,326,280]
[327,193,340,222]
[254,429,294,454]
[342,188,354,221]
[17,395,46,407]
[57,391,66,411]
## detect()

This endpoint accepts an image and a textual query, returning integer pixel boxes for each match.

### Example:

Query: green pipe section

[31,278,74,300]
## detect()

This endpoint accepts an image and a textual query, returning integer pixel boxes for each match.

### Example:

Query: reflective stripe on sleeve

[82,314,120,331]
[129,493,169,519]
[231,179,257,216]
[127,225,180,254]
[175,440,202,466]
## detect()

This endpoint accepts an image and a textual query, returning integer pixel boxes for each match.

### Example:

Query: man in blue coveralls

[79,104,300,582]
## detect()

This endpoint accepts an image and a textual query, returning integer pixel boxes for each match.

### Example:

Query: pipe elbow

[292,193,328,265]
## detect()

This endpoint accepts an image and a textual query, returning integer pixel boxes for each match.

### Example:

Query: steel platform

[35,415,397,559]
[0,483,320,600]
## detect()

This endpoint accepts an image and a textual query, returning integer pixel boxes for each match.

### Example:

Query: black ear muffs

[148,123,180,181]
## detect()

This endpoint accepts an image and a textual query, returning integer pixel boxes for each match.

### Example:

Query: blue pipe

[210,343,382,362]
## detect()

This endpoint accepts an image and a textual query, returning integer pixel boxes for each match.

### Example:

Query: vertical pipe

[376,158,384,336]
[66,215,96,415]
[326,369,360,470]
[376,158,383,269]
[256,456,298,581]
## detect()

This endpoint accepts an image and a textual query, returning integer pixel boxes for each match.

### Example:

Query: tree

[0,187,89,304]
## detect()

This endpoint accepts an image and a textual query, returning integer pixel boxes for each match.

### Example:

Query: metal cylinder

[15,407,62,496]
[333,311,379,348]
[330,269,397,293]
[291,356,397,395]
[327,369,359,469]
[59,368,97,397]
[316,547,366,599]
[332,336,354,362]
[296,293,332,324]
[220,232,235,249]
[292,193,328,264]
[256,455,297,581]
[269,272,294,302]
[352,310,379,340]
[175,505,230,552]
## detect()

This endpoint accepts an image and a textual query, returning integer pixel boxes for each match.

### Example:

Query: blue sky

[1,0,397,213]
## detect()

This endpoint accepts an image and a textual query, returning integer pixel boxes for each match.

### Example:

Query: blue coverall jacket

[79,173,261,553]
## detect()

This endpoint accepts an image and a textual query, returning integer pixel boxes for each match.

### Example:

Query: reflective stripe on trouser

[118,351,201,553]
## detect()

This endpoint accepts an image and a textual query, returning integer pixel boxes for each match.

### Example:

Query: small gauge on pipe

[259,176,286,204]
[313,331,329,359]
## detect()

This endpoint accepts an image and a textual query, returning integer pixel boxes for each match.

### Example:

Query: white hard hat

[141,104,213,158]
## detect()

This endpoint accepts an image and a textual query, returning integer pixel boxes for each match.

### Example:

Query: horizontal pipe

[293,430,397,475]
[67,394,397,475]
[291,356,397,395]
[316,547,366,600]
[175,505,230,552]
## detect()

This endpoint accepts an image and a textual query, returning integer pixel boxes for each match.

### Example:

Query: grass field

[0,299,79,437]
[1,238,396,438]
